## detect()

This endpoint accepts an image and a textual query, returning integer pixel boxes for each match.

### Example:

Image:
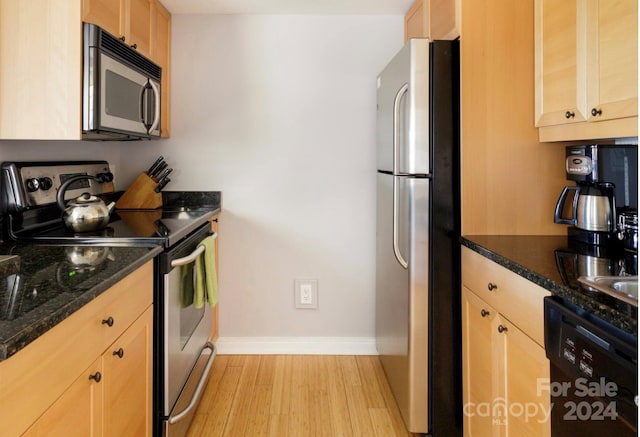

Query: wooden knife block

[115,172,163,210]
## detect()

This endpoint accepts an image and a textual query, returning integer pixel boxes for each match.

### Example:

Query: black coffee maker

[554,144,638,246]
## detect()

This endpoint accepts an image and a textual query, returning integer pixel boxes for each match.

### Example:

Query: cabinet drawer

[0,261,153,437]
[95,262,153,350]
[461,247,549,346]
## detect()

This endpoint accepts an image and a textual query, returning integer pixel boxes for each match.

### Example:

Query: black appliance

[554,144,638,246]
[544,296,637,436]
[0,161,219,437]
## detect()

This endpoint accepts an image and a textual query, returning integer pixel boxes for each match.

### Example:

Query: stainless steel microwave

[83,23,161,140]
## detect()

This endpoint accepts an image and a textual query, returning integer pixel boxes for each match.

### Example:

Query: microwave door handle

[139,83,149,128]
[148,79,161,134]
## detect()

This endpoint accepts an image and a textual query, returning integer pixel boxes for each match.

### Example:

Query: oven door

[159,224,216,437]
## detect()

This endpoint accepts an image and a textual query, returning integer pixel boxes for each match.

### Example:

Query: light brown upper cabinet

[83,0,169,135]
[152,0,171,138]
[0,0,170,140]
[82,0,121,37]
[405,0,460,41]
[535,0,638,141]
[83,0,153,60]
[125,0,153,58]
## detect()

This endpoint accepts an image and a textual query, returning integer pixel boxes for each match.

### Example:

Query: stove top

[1,161,220,248]
[7,207,215,248]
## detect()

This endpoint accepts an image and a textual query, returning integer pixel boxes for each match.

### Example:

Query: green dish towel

[180,263,195,307]
[194,235,218,308]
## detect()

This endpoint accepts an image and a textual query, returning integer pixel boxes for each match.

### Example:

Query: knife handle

[155,177,171,193]
[147,156,164,176]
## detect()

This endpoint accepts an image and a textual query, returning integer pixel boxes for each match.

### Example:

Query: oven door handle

[168,341,217,425]
[170,233,217,268]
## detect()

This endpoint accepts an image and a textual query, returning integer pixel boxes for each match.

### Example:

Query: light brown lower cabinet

[0,261,153,436]
[22,356,102,436]
[461,247,551,437]
[24,306,152,437]
[104,304,153,436]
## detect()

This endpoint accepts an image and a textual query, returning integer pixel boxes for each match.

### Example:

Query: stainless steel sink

[578,275,638,306]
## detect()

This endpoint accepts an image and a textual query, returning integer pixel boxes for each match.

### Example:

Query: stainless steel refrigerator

[376,38,461,435]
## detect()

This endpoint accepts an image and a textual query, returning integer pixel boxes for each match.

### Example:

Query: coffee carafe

[554,182,617,244]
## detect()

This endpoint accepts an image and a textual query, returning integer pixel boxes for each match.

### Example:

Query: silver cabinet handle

[392,83,409,270]
[170,233,217,267]
[168,342,217,425]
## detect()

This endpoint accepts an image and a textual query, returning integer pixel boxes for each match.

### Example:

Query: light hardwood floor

[185,355,416,436]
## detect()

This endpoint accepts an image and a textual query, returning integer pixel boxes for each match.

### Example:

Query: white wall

[0,14,404,353]
[163,14,403,352]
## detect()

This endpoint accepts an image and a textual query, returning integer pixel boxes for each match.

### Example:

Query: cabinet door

[23,359,103,437]
[462,287,499,437]
[124,0,152,58]
[586,0,638,122]
[153,0,171,137]
[430,0,459,40]
[404,0,459,41]
[82,0,122,38]
[405,0,427,41]
[103,307,153,437]
[496,317,551,437]
[534,0,587,126]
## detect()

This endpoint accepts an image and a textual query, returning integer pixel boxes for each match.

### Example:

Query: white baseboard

[214,336,378,355]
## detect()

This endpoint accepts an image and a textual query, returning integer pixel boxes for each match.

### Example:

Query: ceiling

[160,0,413,15]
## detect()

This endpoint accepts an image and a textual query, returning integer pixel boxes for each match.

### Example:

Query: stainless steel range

[0,161,219,437]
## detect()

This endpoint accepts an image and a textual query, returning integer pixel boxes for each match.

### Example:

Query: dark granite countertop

[461,235,637,336]
[0,191,222,361]
[0,243,162,360]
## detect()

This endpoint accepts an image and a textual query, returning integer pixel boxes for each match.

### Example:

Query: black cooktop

[7,206,216,248]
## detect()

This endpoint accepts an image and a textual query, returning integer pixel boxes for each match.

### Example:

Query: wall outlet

[294,279,318,309]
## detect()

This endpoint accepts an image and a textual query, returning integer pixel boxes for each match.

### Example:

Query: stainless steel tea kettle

[56,175,115,233]
[554,182,617,232]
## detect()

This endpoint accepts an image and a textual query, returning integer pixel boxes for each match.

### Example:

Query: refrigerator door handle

[392,83,409,269]
[392,176,409,269]
[392,83,409,174]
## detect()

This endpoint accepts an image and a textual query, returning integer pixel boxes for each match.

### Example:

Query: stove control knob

[26,178,40,192]
[96,172,114,183]
[39,177,53,191]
